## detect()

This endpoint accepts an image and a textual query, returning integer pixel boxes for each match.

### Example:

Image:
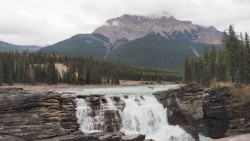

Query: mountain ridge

[40,14,223,70]
[93,14,222,46]
[0,40,42,52]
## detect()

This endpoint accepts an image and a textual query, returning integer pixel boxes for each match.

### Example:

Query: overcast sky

[0,0,249,46]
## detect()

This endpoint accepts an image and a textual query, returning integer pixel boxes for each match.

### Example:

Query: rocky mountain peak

[93,14,222,45]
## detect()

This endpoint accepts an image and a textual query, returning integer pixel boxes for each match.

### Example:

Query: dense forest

[0,52,182,85]
[184,25,250,86]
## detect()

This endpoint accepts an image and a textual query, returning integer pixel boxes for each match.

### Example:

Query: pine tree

[217,50,228,81]
[0,60,3,85]
[239,33,246,83]
[203,46,211,86]
[224,25,240,83]
[210,46,217,80]
[47,58,58,84]
[245,33,250,83]
[184,57,190,83]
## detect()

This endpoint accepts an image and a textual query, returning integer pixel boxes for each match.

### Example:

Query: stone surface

[0,88,145,141]
[93,14,222,45]
[0,88,78,140]
[212,133,250,141]
[121,134,146,141]
[0,135,27,141]
[153,84,250,140]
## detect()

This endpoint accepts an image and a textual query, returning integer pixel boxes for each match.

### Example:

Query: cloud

[0,0,249,46]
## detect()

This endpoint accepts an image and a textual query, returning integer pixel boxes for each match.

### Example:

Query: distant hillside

[108,33,215,71]
[40,34,108,59]
[39,14,223,71]
[0,41,41,52]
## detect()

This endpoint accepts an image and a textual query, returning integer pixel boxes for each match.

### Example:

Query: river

[57,84,210,141]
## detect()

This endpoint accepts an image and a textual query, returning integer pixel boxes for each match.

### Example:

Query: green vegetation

[108,33,214,71]
[184,25,250,86]
[0,51,182,85]
[0,41,41,52]
[40,34,107,59]
[40,33,220,71]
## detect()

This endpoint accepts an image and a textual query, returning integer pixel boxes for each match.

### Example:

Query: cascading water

[76,94,194,141]
[120,95,193,141]
[76,98,105,132]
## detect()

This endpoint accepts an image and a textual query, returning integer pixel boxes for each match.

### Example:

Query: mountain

[40,34,109,59]
[108,33,216,71]
[93,14,222,46]
[39,14,223,71]
[0,41,42,52]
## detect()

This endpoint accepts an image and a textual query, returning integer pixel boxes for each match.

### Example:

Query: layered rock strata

[153,84,250,140]
[0,88,145,141]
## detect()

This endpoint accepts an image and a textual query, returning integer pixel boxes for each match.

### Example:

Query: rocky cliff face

[0,88,78,140]
[153,84,250,140]
[93,14,222,45]
[0,88,145,141]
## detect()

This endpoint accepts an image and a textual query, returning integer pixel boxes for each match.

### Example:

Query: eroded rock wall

[0,88,77,140]
[153,84,250,140]
[0,88,145,141]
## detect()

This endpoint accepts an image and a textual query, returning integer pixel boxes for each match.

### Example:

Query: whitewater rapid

[120,95,193,141]
[75,85,195,141]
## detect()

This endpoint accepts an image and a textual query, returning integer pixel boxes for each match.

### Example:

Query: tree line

[0,51,183,85]
[184,25,250,86]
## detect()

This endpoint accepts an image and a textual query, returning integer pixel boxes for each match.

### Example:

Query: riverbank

[0,80,178,91]
[0,82,179,95]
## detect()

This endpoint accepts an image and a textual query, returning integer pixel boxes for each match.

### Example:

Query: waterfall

[76,98,105,132]
[120,95,193,141]
[76,95,194,141]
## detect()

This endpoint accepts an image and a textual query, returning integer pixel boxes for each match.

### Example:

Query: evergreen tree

[224,25,240,83]
[184,57,190,83]
[210,46,217,80]
[217,50,228,81]
[0,60,3,85]
[47,58,58,84]
[245,33,250,83]
[239,33,246,83]
[203,46,211,86]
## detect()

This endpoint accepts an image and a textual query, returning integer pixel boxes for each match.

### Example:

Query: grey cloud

[0,0,249,46]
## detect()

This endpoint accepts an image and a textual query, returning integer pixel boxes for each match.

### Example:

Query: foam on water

[76,96,194,140]
[76,98,105,132]
[120,95,194,141]
[75,85,197,141]
[59,84,179,95]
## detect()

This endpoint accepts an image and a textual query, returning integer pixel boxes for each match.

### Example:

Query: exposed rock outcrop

[0,88,145,141]
[93,14,222,45]
[0,88,78,140]
[153,84,250,140]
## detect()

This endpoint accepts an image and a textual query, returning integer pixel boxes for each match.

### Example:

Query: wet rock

[0,89,146,141]
[77,96,125,132]
[153,84,250,140]
[121,134,145,141]
[0,135,27,141]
